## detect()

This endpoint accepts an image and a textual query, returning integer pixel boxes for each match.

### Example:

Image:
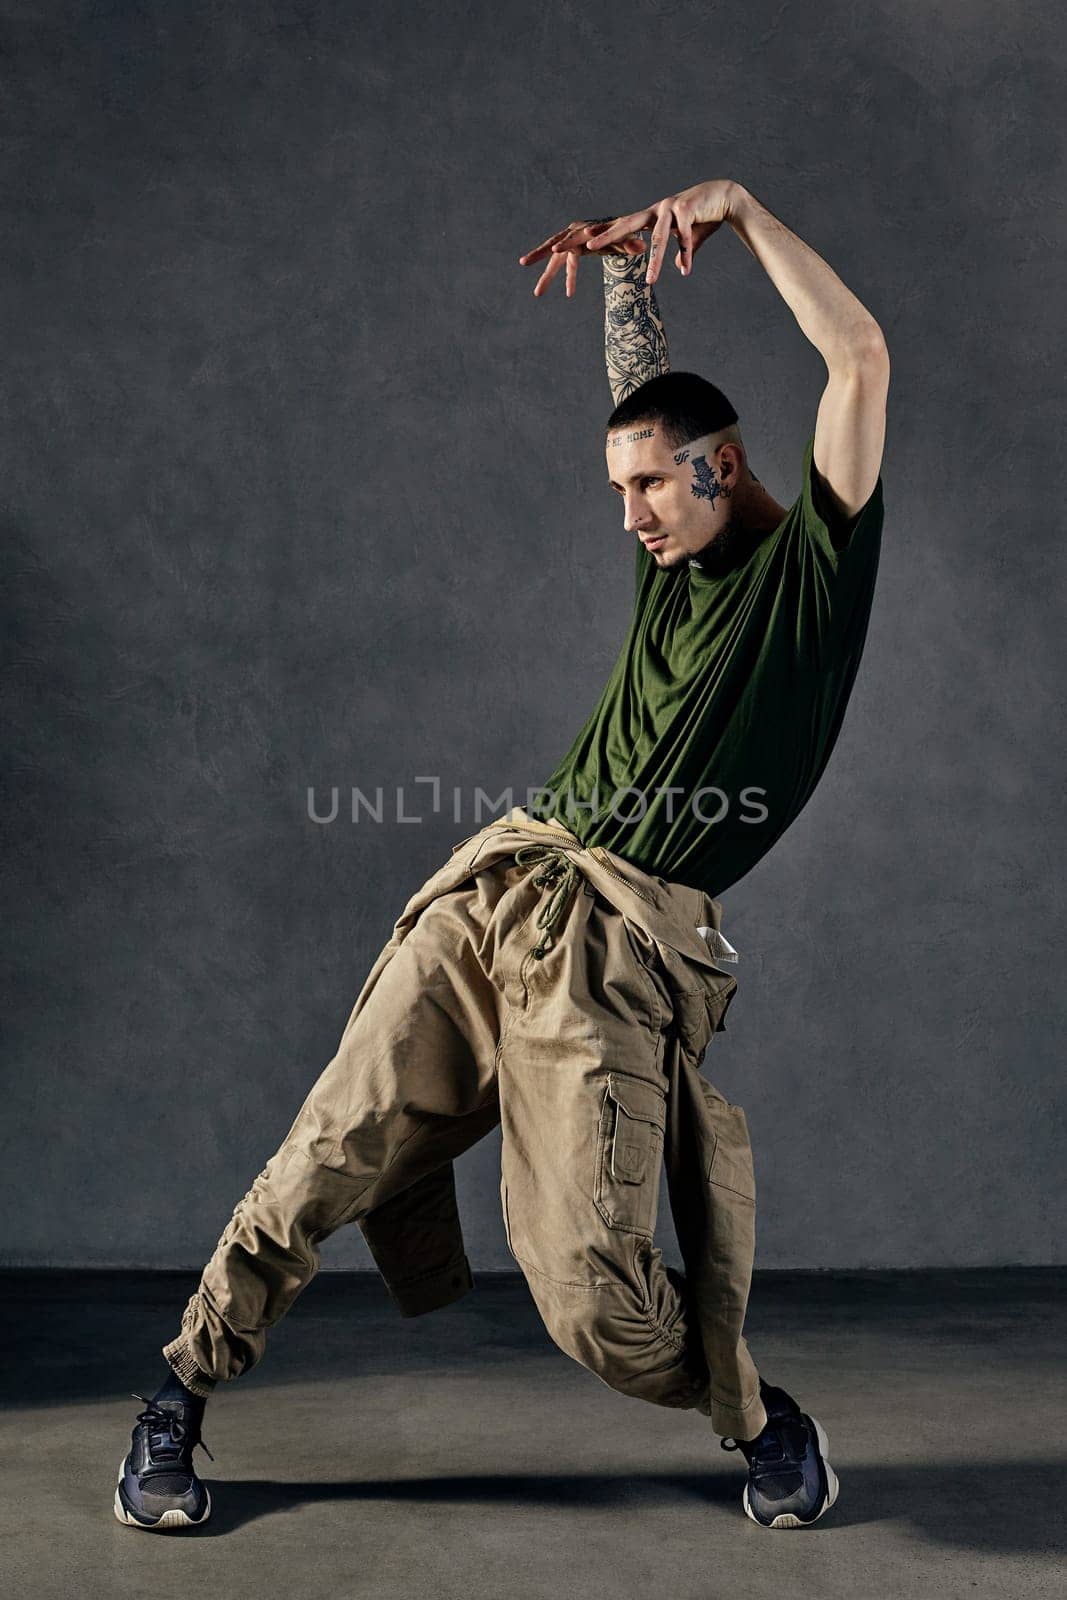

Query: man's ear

[718,444,743,484]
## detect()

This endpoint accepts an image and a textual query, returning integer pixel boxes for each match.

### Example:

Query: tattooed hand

[518,217,647,299]
[583,180,738,286]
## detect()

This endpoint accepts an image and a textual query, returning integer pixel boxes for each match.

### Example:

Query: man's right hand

[518,218,646,298]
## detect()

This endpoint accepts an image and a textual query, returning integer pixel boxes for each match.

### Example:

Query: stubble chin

[658,546,687,569]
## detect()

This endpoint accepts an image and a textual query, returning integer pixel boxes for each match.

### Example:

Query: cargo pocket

[618,917,670,1037]
[704,1091,756,1202]
[593,1071,667,1235]
[701,967,738,1035]
[637,938,738,1058]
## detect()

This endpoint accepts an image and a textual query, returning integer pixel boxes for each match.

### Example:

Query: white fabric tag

[696,925,739,963]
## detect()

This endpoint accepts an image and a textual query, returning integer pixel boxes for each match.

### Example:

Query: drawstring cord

[514,844,583,961]
[511,831,738,971]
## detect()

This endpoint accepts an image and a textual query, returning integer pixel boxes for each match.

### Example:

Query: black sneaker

[113,1393,214,1531]
[720,1382,839,1528]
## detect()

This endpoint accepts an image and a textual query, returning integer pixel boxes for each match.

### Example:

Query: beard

[688,513,762,576]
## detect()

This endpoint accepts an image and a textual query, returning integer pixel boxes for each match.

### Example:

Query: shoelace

[720,1413,809,1480]
[131,1393,215,1463]
[513,844,583,960]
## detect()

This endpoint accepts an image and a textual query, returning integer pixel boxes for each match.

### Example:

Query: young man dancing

[114,177,888,1533]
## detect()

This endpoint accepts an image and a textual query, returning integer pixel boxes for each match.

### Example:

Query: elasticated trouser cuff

[159,1257,475,1394]
[161,1333,218,1400]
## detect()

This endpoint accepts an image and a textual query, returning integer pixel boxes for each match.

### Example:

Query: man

[114,178,888,1534]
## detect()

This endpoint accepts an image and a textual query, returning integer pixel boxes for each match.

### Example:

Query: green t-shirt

[529,434,885,897]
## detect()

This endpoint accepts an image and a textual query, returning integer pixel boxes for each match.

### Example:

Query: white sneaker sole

[113,1453,212,1531]
[742,1415,840,1529]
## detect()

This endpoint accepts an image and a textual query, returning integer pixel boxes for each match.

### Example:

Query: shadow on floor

[5,1266,1066,1569]
[121,1462,1060,1557]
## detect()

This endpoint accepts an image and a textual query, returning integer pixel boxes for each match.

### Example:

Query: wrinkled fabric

[530,434,885,896]
[164,808,767,1442]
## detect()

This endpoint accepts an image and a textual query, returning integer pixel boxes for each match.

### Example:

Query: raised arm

[517,220,670,404]
[602,245,671,407]
[726,184,889,520]
[588,179,890,519]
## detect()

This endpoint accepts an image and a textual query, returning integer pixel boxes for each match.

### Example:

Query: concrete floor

[1,1267,1064,1600]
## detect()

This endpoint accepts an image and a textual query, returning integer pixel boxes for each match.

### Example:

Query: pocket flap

[705,1094,756,1201]
[701,968,738,1034]
[607,1072,666,1127]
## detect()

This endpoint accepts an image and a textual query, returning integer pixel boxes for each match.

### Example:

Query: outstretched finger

[532,248,567,297]
[645,203,675,287]
[585,221,647,257]
[550,229,593,254]
[674,218,720,272]
[519,227,571,266]
[585,209,654,252]
[551,221,617,255]
[674,211,695,277]
[566,248,579,297]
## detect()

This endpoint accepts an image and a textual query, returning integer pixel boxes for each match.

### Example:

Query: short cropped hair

[606,371,740,453]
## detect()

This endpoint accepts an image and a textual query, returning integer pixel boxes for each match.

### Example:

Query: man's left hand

[518,218,646,298]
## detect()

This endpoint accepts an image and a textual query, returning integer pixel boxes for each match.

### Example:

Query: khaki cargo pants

[163,809,768,1442]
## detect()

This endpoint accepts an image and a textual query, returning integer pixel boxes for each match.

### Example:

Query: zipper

[588,846,656,905]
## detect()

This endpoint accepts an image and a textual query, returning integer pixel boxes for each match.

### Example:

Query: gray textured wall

[3,1,1063,1271]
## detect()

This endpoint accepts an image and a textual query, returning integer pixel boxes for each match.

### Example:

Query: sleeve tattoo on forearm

[603,252,670,403]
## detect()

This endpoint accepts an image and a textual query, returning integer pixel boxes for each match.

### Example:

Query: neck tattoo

[689,512,749,573]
